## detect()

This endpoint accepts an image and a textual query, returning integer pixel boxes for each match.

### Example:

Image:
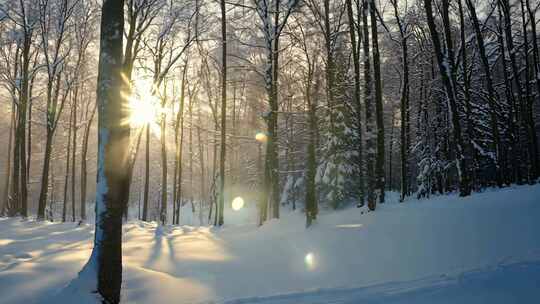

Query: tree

[36,0,79,220]
[218,0,227,226]
[423,0,470,196]
[81,0,128,301]
[345,0,364,206]
[464,0,503,187]
[369,0,385,203]
[254,0,299,223]
[172,63,188,225]
[2,0,37,217]
[389,0,410,201]
[361,0,376,210]
[498,0,536,182]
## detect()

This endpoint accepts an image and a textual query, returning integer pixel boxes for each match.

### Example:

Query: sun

[129,97,159,128]
[126,78,161,130]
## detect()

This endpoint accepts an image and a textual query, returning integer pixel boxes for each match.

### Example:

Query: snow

[1,184,540,303]
[223,260,540,303]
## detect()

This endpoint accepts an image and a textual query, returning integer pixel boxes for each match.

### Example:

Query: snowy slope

[0,184,539,303]
[223,260,540,304]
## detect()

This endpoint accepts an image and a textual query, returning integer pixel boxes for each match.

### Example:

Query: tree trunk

[27,82,32,183]
[37,132,54,220]
[526,0,540,105]
[174,66,188,225]
[160,99,167,225]
[71,90,79,222]
[389,109,395,191]
[362,0,376,211]
[496,4,521,184]
[81,102,97,221]
[519,0,539,181]
[369,0,385,203]
[465,0,503,187]
[7,44,20,216]
[2,106,14,215]
[500,0,531,181]
[83,1,127,301]
[37,58,66,219]
[218,0,227,226]
[62,104,74,222]
[457,0,478,189]
[17,29,32,217]
[49,161,55,221]
[390,0,409,201]
[525,0,540,179]
[270,0,281,220]
[197,106,207,224]
[305,68,318,227]
[188,89,196,224]
[424,0,470,196]
[142,123,150,222]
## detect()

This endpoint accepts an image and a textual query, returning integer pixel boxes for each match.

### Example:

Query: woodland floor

[1,184,540,303]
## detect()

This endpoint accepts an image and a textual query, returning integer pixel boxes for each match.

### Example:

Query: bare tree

[423,0,470,196]
[36,0,79,220]
[80,0,128,301]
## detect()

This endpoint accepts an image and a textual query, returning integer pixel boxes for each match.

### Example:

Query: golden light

[305,252,316,270]
[125,78,163,135]
[255,132,267,143]
[129,97,159,128]
[231,197,245,211]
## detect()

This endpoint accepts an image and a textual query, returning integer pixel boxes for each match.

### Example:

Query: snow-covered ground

[1,184,540,303]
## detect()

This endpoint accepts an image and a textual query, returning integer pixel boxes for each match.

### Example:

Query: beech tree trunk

[62,104,74,222]
[71,89,78,222]
[160,95,168,225]
[362,0,376,211]
[369,0,385,204]
[390,0,409,201]
[173,66,187,225]
[142,123,150,222]
[2,106,14,215]
[496,5,521,184]
[519,0,539,180]
[345,0,364,206]
[80,102,97,221]
[218,0,227,226]
[84,0,128,301]
[14,23,32,217]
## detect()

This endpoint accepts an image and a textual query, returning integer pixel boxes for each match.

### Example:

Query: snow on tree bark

[81,0,128,302]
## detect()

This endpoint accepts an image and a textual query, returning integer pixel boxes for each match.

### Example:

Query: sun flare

[129,97,159,127]
[126,78,162,132]
[305,252,316,270]
[255,132,267,143]
[231,197,245,211]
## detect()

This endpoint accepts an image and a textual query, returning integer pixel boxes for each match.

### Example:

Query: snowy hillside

[1,184,540,304]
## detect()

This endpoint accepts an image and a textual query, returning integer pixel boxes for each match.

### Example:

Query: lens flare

[231,197,245,211]
[255,132,267,143]
[305,252,316,270]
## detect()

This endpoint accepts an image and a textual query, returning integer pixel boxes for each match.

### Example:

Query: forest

[0,0,539,303]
